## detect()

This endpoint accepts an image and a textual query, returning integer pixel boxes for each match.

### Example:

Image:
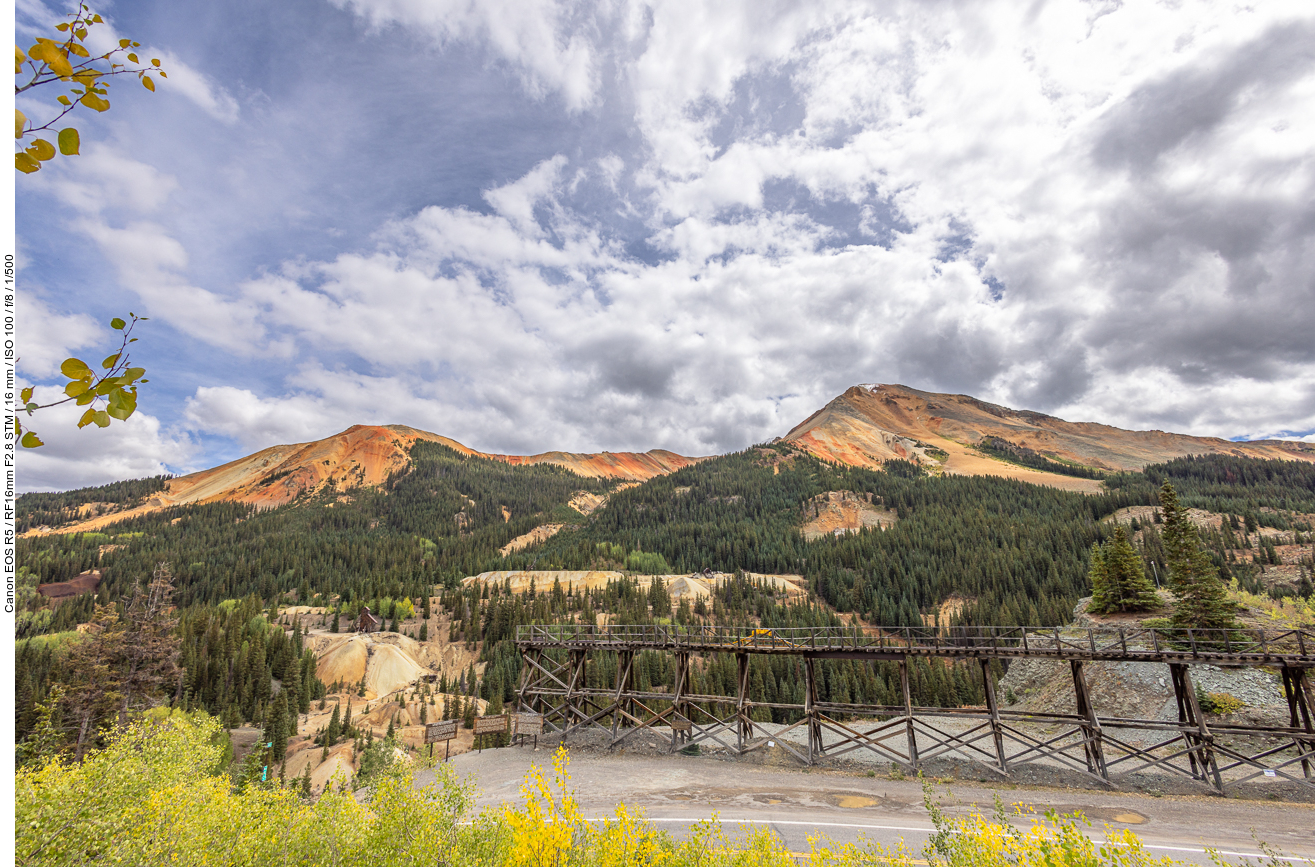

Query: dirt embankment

[801,491,898,541]
[463,570,808,601]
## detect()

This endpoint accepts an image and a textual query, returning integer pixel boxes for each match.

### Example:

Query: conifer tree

[1089,526,1159,613]
[266,692,289,762]
[326,704,341,745]
[463,696,476,730]
[1159,482,1238,633]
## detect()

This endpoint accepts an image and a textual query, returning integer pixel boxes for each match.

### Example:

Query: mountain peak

[783,384,1314,490]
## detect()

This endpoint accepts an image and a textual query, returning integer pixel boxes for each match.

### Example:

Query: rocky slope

[28,425,702,535]
[783,384,1315,490]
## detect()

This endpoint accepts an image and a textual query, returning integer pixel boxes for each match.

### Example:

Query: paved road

[414,747,1315,865]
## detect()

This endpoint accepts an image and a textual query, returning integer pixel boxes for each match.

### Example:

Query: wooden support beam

[980,658,1009,774]
[611,651,634,742]
[1282,665,1315,780]
[1170,662,1222,792]
[900,657,919,772]
[804,657,820,763]
[736,653,750,753]
[670,651,690,751]
[1070,660,1109,780]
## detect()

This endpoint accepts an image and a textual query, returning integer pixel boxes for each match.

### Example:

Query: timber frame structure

[515,624,1315,794]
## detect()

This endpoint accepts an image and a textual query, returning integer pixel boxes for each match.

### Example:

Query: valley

[13,383,1315,802]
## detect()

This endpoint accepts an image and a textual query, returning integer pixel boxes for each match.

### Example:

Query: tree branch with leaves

[15,313,149,448]
[15,3,166,173]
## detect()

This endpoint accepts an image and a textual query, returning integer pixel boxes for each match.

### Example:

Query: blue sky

[14,0,1315,491]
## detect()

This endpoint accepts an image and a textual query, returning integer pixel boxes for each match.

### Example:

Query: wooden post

[515,648,537,714]
[980,658,1008,774]
[900,657,919,772]
[671,652,689,751]
[564,649,585,733]
[1170,663,1222,792]
[611,650,633,741]
[1070,660,1108,780]
[736,653,750,752]
[804,657,820,763]
[1281,665,1315,780]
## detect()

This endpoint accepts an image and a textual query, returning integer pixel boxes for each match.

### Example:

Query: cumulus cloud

[15,386,198,493]
[18,0,1315,488]
[17,296,104,380]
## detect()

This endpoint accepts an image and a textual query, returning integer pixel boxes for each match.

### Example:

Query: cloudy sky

[14,0,1315,491]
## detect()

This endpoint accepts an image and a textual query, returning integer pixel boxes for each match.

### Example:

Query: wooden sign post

[473,714,509,753]
[426,719,459,761]
[511,712,544,748]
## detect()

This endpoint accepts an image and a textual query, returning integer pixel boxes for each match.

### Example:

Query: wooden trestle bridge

[515,624,1315,794]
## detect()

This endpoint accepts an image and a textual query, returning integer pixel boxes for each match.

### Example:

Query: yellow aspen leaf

[20,387,32,403]
[46,49,73,77]
[57,94,71,105]
[92,15,103,23]
[28,139,56,160]
[119,38,131,48]
[60,357,93,379]
[15,152,40,173]
[68,42,89,58]
[64,380,90,398]
[158,71,167,78]
[14,45,25,74]
[127,52,138,63]
[77,408,97,428]
[21,431,44,448]
[56,22,70,32]
[142,75,154,92]
[80,92,110,111]
[101,352,121,369]
[108,389,137,420]
[58,128,79,155]
[151,58,161,67]
[15,108,26,138]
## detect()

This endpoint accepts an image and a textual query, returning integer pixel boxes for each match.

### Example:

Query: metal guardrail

[515,623,1315,663]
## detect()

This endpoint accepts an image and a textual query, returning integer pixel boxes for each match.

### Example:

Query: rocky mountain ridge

[25,384,1315,534]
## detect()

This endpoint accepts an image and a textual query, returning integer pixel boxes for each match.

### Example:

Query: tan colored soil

[802,491,898,541]
[499,524,566,555]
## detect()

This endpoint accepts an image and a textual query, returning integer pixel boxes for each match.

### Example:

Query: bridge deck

[515,623,1315,665]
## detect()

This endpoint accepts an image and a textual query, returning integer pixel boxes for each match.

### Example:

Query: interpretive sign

[511,712,544,736]
[670,718,692,732]
[473,714,509,735]
[425,720,458,744]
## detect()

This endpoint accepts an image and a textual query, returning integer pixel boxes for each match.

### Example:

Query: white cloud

[17,296,104,380]
[330,0,603,111]
[17,1,239,123]
[15,386,198,493]
[20,0,1315,489]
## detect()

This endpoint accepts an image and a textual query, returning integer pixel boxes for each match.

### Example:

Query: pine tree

[1159,482,1238,634]
[266,692,289,762]
[463,696,476,730]
[1089,526,1159,613]
[326,703,341,745]
[1087,543,1111,614]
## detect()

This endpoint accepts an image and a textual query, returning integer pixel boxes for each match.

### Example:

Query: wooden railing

[516,623,1315,663]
